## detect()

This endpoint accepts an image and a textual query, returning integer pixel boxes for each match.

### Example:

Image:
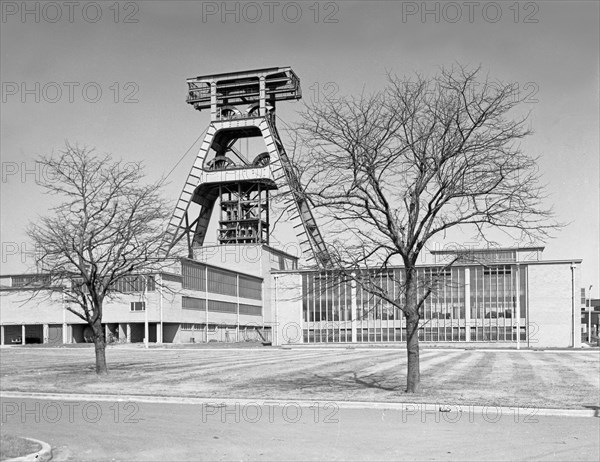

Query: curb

[283,346,600,353]
[1,391,598,418]
[2,345,598,353]
[3,437,52,462]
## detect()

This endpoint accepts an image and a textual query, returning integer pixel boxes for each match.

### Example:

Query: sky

[1,0,598,290]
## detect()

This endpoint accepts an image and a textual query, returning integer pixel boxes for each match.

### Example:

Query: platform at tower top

[186,66,301,110]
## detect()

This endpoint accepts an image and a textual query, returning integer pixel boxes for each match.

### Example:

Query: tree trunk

[91,318,108,375]
[405,269,420,393]
[406,314,420,393]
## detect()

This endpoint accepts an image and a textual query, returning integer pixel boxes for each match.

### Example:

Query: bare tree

[28,143,171,374]
[293,66,560,392]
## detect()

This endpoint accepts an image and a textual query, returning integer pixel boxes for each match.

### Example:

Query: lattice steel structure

[162,67,330,267]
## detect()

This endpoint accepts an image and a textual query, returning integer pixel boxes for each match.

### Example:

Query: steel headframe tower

[162,67,330,268]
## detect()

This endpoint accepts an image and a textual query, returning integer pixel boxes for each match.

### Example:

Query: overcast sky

[1,1,598,288]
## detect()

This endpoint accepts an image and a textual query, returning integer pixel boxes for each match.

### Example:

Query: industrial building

[272,246,583,348]
[0,67,584,348]
[0,244,583,348]
[0,246,295,346]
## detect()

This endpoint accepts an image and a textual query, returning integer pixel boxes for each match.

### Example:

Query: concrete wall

[527,262,581,348]
[195,245,265,276]
[272,272,303,345]
[0,290,77,324]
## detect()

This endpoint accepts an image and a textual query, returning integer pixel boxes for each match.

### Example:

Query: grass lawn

[0,434,41,461]
[0,346,598,409]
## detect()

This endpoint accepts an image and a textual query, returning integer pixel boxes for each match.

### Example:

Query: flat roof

[187,66,296,82]
[271,258,583,274]
[0,254,267,284]
[430,246,545,254]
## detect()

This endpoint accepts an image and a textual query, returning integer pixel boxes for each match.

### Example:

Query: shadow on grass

[249,370,405,396]
[349,372,404,392]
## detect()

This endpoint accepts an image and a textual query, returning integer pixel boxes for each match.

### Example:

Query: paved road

[1,397,598,461]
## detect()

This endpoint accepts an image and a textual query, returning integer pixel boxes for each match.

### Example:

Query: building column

[464,268,471,342]
[157,323,163,344]
[63,322,68,344]
[516,264,521,350]
[144,314,149,347]
[126,324,131,343]
[43,324,49,344]
[205,267,209,343]
[273,275,279,346]
[351,274,357,343]
[0,325,4,345]
[158,275,163,344]
[570,263,577,348]
[21,325,25,345]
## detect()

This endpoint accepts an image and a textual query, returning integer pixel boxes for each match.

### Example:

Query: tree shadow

[253,370,404,394]
[348,372,404,392]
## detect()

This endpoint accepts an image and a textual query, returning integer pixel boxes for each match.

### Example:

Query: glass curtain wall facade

[301,264,528,343]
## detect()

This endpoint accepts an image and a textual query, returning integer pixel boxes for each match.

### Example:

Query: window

[483,266,512,276]
[182,296,206,311]
[239,275,262,300]
[207,267,237,296]
[181,323,203,331]
[12,275,51,288]
[239,304,262,316]
[207,299,237,314]
[182,260,206,291]
[130,302,146,311]
[113,275,155,293]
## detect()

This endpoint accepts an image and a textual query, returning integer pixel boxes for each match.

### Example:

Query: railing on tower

[186,67,301,112]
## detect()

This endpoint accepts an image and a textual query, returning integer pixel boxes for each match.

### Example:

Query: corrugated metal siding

[182,261,206,291]
[112,275,155,293]
[207,267,237,297]
[239,303,262,316]
[182,296,206,310]
[239,275,262,300]
[207,299,237,314]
